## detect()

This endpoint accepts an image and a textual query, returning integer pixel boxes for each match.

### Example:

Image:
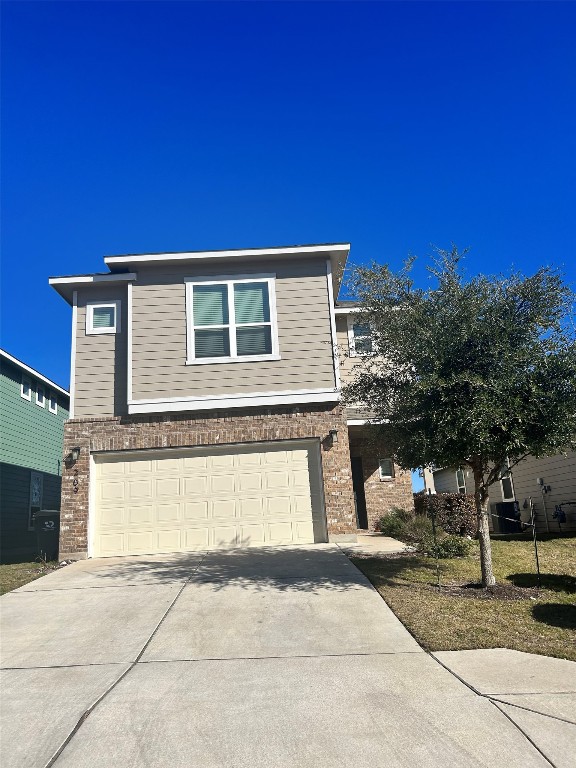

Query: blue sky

[2,2,575,483]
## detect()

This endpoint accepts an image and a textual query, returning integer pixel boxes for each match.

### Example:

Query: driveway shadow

[82,547,372,594]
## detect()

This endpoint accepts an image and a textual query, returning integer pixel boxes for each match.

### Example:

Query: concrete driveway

[0,545,563,767]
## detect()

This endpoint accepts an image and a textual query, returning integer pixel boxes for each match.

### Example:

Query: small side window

[48,391,58,414]
[21,375,32,401]
[379,458,395,480]
[36,384,46,408]
[86,301,120,335]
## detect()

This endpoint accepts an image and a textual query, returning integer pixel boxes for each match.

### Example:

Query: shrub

[376,508,471,559]
[414,493,477,537]
[427,535,473,559]
[377,513,405,538]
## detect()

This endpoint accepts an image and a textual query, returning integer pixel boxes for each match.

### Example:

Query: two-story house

[50,244,413,560]
[0,350,69,562]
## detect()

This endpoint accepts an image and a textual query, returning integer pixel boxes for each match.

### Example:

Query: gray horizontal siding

[74,286,128,418]
[131,258,336,401]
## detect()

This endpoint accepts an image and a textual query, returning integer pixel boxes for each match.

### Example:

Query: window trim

[347,315,373,357]
[36,383,46,408]
[48,390,58,414]
[185,273,280,365]
[378,457,395,481]
[21,374,32,401]
[86,300,121,335]
[456,468,467,494]
[500,459,515,501]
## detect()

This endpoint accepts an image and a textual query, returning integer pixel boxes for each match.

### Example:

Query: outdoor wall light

[67,447,81,462]
[329,429,339,444]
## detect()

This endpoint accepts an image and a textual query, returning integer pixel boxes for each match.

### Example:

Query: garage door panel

[100,481,126,501]
[239,498,264,517]
[265,471,291,490]
[157,530,181,551]
[155,477,180,497]
[93,441,325,557]
[156,503,180,522]
[183,476,208,495]
[210,475,235,494]
[237,473,262,492]
[127,505,153,525]
[240,524,266,545]
[267,521,293,542]
[213,499,236,518]
[126,531,155,553]
[185,501,209,520]
[127,480,153,499]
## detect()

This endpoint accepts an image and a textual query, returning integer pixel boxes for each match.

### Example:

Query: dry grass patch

[351,536,576,662]
[0,561,59,595]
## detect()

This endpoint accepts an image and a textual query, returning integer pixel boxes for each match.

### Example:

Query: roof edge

[0,349,69,397]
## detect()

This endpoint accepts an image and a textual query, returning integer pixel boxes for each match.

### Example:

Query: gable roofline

[0,349,69,398]
[103,242,350,267]
[49,272,138,304]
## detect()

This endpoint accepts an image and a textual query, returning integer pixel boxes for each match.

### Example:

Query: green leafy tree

[343,247,576,586]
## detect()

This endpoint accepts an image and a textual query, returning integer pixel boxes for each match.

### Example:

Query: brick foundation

[348,434,414,531]
[60,404,356,558]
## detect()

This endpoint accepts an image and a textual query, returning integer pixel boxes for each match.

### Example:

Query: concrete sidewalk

[1,545,571,767]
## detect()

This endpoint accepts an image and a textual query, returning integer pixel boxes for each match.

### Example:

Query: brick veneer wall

[349,435,414,531]
[60,404,356,559]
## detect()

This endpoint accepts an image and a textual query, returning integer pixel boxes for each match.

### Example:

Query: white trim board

[105,244,350,267]
[0,349,69,397]
[127,282,133,402]
[325,259,341,391]
[128,388,340,415]
[69,291,77,418]
[49,273,138,286]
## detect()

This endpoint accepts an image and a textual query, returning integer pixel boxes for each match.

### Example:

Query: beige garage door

[92,441,325,557]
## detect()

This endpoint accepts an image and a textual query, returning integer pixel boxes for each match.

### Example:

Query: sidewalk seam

[42,552,208,768]
[431,653,558,768]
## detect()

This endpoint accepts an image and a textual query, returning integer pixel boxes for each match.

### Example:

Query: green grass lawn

[351,535,576,662]
[0,561,59,595]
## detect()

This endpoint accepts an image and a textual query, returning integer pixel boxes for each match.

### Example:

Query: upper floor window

[21,375,32,401]
[347,316,373,356]
[185,275,279,364]
[86,301,120,335]
[48,391,58,414]
[456,468,467,494]
[36,384,46,408]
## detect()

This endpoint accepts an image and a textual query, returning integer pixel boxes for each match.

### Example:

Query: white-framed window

[29,471,43,530]
[347,315,373,356]
[379,458,395,480]
[21,375,32,401]
[185,274,279,364]
[36,384,46,408]
[456,468,467,494]
[86,301,120,335]
[500,460,515,501]
[48,391,58,414]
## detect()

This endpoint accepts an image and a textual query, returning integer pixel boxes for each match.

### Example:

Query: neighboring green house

[0,349,69,563]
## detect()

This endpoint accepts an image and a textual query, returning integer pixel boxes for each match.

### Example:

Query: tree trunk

[472,462,496,587]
